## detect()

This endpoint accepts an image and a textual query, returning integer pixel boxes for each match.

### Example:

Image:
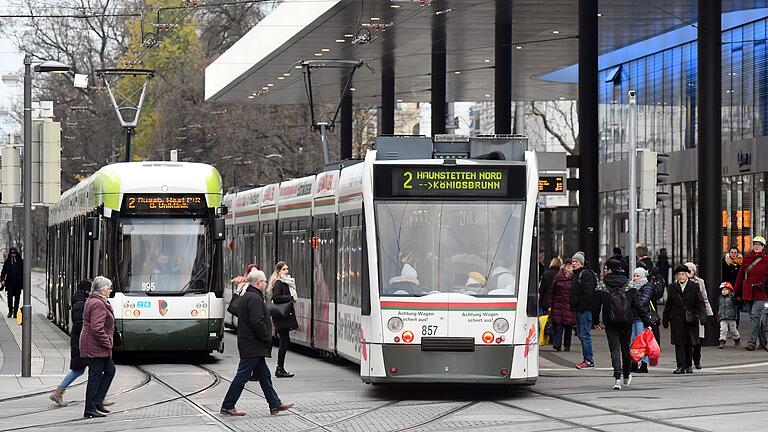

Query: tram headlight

[387,317,404,332]
[493,318,509,333]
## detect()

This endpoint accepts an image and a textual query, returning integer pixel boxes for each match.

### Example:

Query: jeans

[58,367,85,390]
[631,320,649,365]
[552,324,572,350]
[222,357,281,410]
[747,301,764,344]
[277,329,290,369]
[719,319,740,340]
[84,357,115,413]
[605,325,632,379]
[576,311,593,362]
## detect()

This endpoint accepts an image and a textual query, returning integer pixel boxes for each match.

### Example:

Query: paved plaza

[0,272,765,431]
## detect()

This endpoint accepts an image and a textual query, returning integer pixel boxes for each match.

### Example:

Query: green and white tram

[47,162,227,353]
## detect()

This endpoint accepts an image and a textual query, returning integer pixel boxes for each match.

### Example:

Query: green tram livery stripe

[381,301,517,311]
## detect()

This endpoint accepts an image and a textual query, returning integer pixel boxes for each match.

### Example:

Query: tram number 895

[421,325,438,336]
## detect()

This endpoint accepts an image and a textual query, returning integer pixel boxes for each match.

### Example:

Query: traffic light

[1,144,21,204]
[639,149,669,210]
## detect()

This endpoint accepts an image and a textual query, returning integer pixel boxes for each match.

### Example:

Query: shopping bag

[645,328,661,366]
[16,309,22,326]
[538,315,551,345]
[629,329,649,362]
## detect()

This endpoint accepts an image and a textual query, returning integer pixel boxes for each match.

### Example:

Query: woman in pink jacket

[79,276,116,418]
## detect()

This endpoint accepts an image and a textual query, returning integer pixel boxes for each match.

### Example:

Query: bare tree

[528,100,579,155]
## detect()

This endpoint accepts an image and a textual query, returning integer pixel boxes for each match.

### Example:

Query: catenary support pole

[340,87,353,160]
[495,0,512,134]
[22,54,32,377]
[628,91,638,275]
[431,7,446,136]
[698,0,722,346]
[578,0,599,268]
[124,128,132,162]
[381,53,395,135]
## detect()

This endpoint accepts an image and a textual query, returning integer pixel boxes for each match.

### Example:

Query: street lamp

[22,54,70,377]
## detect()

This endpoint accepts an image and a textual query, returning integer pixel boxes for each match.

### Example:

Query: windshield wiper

[176,263,210,294]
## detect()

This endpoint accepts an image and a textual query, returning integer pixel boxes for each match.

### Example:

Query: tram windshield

[114,218,211,294]
[376,201,525,297]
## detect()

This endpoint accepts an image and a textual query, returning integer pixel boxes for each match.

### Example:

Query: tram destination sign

[121,194,208,216]
[375,165,526,200]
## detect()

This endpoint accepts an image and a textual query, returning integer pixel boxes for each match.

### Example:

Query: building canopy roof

[205,0,757,106]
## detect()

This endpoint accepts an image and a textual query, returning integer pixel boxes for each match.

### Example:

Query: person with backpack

[569,252,597,369]
[733,236,768,351]
[630,268,654,373]
[598,259,652,390]
[662,265,707,374]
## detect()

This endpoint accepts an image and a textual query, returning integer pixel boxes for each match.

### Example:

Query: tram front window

[376,201,525,297]
[115,218,210,294]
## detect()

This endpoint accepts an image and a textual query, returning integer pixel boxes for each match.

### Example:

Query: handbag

[227,293,242,317]
[113,328,123,347]
[648,300,661,326]
[269,301,292,319]
[544,318,555,337]
[675,290,698,324]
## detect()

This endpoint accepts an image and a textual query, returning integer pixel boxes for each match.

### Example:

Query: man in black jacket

[570,252,596,369]
[221,270,293,416]
[599,259,652,390]
[1,247,23,318]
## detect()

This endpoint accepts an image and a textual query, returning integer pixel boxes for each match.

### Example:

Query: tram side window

[278,219,311,299]
[314,217,336,302]
[338,213,361,308]
[262,222,275,271]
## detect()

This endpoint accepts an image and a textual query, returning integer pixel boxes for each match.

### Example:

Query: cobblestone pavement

[0,272,766,431]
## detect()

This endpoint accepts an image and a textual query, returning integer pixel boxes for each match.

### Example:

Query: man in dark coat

[733,236,768,351]
[569,252,597,369]
[663,265,707,374]
[221,269,293,416]
[1,247,23,318]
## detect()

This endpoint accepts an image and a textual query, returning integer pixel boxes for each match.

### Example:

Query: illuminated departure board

[374,165,526,200]
[122,194,208,216]
[538,175,565,195]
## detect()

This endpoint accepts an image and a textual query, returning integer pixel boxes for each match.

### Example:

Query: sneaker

[745,342,756,351]
[684,367,693,374]
[637,363,648,374]
[49,389,67,407]
[101,400,115,407]
[734,338,741,346]
[564,347,570,352]
[575,361,594,369]
[623,374,632,386]
[220,407,246,416]
[718,340,725,349]
[694,363,702,370]
[553,346,561,352]
[270,402,294,415]
[612,379,621,390]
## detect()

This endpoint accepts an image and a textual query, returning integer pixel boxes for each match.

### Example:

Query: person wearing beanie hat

[684,263,714,369]
[569,251,597,369]
[629,267,654,373]
[717,282,741,349]
[663,263,707,374]
[734,235,768,351]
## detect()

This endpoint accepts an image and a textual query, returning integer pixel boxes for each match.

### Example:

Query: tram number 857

[421,325,438,336]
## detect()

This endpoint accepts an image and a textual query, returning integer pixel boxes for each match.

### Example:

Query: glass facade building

[598,14,768,267]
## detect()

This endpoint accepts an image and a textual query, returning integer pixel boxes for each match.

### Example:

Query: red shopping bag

[644,328,661,366]
[630,330,649,362]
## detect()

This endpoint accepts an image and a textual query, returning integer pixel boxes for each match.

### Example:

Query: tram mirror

[216,205,228,216]
[86,217,99,240]
[212,218,226,241]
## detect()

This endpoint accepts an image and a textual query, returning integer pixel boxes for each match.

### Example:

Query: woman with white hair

[79,276,117,418]
[685,262,714,369]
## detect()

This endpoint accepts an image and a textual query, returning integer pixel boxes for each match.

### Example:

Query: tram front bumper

[114,318,224,352]
[373,344,533,384]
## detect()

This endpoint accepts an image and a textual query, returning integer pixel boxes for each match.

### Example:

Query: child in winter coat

[718,282,741,348]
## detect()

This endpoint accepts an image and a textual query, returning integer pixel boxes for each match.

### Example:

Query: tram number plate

[421,325,439,336]
[141,282,156,292]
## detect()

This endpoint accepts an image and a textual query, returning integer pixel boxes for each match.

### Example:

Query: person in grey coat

[220,269,294,416]
[717,282,741,348]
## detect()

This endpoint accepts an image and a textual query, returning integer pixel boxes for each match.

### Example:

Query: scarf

[280,275,298,300]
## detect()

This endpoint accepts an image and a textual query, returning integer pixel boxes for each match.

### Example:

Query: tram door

[311,215,336,352]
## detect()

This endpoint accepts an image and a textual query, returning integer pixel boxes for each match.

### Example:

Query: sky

[0,0,24,139]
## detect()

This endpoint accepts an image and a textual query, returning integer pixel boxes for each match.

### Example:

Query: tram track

[0,363,221,431]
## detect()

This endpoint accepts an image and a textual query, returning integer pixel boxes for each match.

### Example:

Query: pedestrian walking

[569,252,597,369]
[80,276,117,418]
[656,248,671,288]
[268,261,299,378]
[629,267,654,373]
[539,257,562,316]
[547,260,575,352]
[717,282,741,348]
[685,262,714,369]
[662,265,707,374]
[734,236,768,351]
[722,246,743,327]
[1,247,23,318]
[50,280,112,407]
[220,269,293,416]
[598,259,652,390]
[635,245,664,344]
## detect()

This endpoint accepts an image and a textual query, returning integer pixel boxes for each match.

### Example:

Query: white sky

[0,0,24,138]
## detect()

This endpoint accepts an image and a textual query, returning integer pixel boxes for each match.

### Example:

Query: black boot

[275,367,294,378]
[6,311,11,318]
